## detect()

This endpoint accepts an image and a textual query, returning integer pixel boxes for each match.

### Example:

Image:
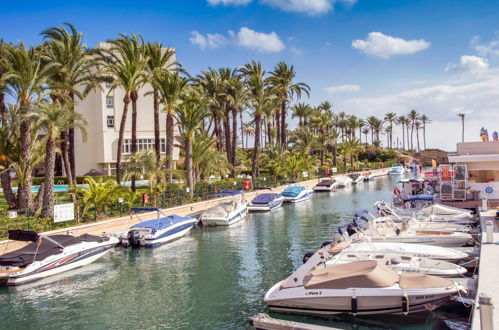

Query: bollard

[485,220,494,244]
[481,197,489,211]
[478,293,494,330]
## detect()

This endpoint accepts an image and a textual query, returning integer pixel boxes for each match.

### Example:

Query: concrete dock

[471,209,499,330]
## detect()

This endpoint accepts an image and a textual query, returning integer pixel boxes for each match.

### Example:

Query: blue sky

[1,0,499,150]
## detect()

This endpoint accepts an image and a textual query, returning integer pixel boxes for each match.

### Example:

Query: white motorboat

[313,179,338,192]
[0,230,118,286]
[200,190,248,226]
[348,173,365,184]
[120,208,197,247]
[248,188,284,212]
[388,163,406,175]
[420,204,474,220]
[265,260,463,316]
[281,186,313,203]
[334,176,353,187]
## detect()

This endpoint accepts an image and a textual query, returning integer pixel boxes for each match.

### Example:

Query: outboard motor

[127,230,142,247]
[346,224,357,237]
[302,252,315,264]
[321,240,334,248]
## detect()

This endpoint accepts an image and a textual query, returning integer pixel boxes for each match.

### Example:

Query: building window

[107,116,114,128]
[123,138,166,154]
[105,81,112,88]
[106,96,114,108]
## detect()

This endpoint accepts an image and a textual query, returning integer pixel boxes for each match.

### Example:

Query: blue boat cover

[281,186,305,197]
[281,180,298,184]
[210,190,244,196]
[131,207,160,212]
[354,209,369,217]
[132,215,194,234]
[252,193,280,204]
[406,194,435,201]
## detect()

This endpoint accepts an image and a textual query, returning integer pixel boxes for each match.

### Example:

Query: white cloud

[289,47,303,55]
[190,27,285,53]
[236,27,285,52]
[471,34,499,57]
[207,0,251,5]
[260,0,357,15]
[325,84,361,94]
[352,32,430,59]
[189,31,229,50]
[446,55,489,76]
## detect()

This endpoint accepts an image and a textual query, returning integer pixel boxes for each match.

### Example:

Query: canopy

[354,210,369,217]
[0,234,110,267]
[210,190,243,196]
[252,193,280,204]
[399,273,452,289]
[281,180,298,184]
[348,173,360,180]
[281,186,305,197]
[316,180,335,186]
[132,215,193,234]
[406,194,435,201]
[254,187,272,191]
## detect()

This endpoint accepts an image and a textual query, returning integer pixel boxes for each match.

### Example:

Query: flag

[37,238,42,247]
[394,187,401,196]
[432,159,437,169]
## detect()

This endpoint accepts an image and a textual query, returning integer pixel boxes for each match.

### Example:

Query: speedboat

[388,163,406,175]
[248,188,284,212]
[348,173,365,184]
[334,176,353,188]
[264,260,463,316]
[281,186,313,203]
[120,208,197,247]
[200,190,248,226]
[420,204,474,221]
[0,230,118,286]
[313,179,338,192]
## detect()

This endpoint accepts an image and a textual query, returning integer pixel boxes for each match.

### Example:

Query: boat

[0,230,118,286]
[348,173,365,184]
[200,190,248,226]
[281,186,313,203]
[248,188,284,212]
[388,163,406,175]
[334,176,353,187]
[264,260,463,316]
[420,204,474,220]
[313,179,338,192]
[120,208,197,247]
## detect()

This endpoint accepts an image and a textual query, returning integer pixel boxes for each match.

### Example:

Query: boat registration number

[415,295,434,300]
[305,291,322,296]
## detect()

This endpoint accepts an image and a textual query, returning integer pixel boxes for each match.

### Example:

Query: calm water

[0,175,468,329]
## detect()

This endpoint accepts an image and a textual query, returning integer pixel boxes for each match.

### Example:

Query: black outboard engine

[127,230,142,247]
[302,252,315,264]
[346,224,357,237]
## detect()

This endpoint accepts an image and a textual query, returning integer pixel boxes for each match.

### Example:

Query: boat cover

[399,273,452,289]
[420,204,472,217]
[0,234,110,267]
[132,215,193,234]
[406,194,435,201]
[252,193,280,205]
[348,174,360,180]
[281,187,305,197]
[316,180,335,187]
[304,260,399,289]
[325,240,351,255]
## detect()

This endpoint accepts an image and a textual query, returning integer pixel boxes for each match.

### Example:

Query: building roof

[448,154,499,163]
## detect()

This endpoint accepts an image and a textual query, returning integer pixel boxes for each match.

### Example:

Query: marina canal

[0,175,468,329]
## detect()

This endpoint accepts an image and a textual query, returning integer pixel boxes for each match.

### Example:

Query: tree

[285,152,315,180]
[291,102,312,127]
[242,122,254,149]
[74,177,122,219]
[415,120,422,152]
[226,75,247,173]
[458,113,465,142]
[268,61,310,147]
[408,109,419,150]
[339,137,364,168]
[263,144,287,185]
[397,115,407,150]
[28,100,87,217]
[419,114,431,150]
[384,112,397,149]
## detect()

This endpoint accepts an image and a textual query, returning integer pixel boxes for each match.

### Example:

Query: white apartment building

[74,43,179,176]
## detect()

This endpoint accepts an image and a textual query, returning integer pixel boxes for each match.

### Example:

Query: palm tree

[28,100,87,217]
[408,109,419,150]
[226,75,247,172]
[263,144,288,185]
[291,102,312,127]
[383,112,397,149]
[74,177,122,219]
[339,137,364,168]
[268,62,310,147]
[458,113,465,142]
[419,114,431,150]
[175,96,209,198]
[397,115,407,150]
[0,41,9,127]
[242,122,254,149]
[366,116,382,144]
[361,127,369,145]
[41,23,100,185]
[154,71,188,182]
[289,127,316,155]
[415,120,422,152]
[2,43,57,211]
[145,42,176,162]
[240,61,268,186]
[190,132,230,181]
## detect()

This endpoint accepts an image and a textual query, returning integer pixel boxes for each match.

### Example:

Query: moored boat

[281,186,313,203]
[313,179,338,192]
[248,188,284,212]
[200,190,248,226]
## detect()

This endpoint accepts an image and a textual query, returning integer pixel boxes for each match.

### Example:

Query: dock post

[485,220,494,243]
[478,293,494,330]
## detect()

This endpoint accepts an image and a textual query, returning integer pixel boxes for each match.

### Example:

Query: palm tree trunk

[60,130,73,187]
[461,118,465,142]
[41,138,56,218]
[333,145,337,167]
[1,170,16,209]
[240,111,244,151]
[410,124,414,150]
[166,111,175,182]
[116,93,131,184]
[0,92,6,127]
[275,111,281,145]
[213,112,222,151]
[252,113,261,186]
[417,129,421,152]
[130,91,139,192]
[153,89,161,162]
[280,100,287,147]
[186,137,193,199]
[406,126,410,151]
[231,107,238,177]
[223,111,232,167]
[423,123,426,150]
[267,120,273,145]
[401,123,405,150]
[18,118,32,211]
[69,93,76,184]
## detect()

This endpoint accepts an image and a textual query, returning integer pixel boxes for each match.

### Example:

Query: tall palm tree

[154,71,188,182]
[103,34,148,187]
[175,97,209,198]
[0,41,9,127]
[415,120,422,152]
[41,23,100,185]
[339,137,364,168]
[2,43,57,210]
[226,74,247,172]
[408,109,419,150]
[240,61,268,185]
[397,115,407,150]
[384,112,397,149]
[291,102,312,127]
[458,113,465,142]
[28,100,87,217]
[419,114,430,150]
[268,62,310,147]
[242,122,254,149]
[145,42,176,162]
[289,127,316,155]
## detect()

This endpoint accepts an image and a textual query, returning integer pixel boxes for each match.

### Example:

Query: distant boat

[334,176,353,187]
[388,163,406,175]
[248,188,284,212]
[347,173,365,184]
[120,208,197,247]
[313,179,338,192]
[200,190,248,226]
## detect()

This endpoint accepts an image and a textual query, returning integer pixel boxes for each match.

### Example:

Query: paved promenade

[0,169,388,255]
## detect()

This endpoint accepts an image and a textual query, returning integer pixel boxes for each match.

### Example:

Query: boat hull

[248,199,283,212]
[283,190,313,203]
[144,220,197,246]
[200,207,248,226]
